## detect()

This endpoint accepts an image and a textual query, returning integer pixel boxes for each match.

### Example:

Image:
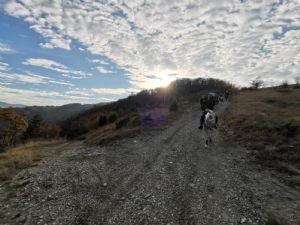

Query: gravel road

[1,102,299,225]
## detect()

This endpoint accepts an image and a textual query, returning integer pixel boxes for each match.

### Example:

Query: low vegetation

[0,140,63,180]
[223,86,300,164]
[116,117,131,129]
[108,113,117,123]
[86,113,140,145]
[169,101,178,111]
[98,115,108,127]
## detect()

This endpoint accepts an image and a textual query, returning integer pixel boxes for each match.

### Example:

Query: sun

[153,74,175,88]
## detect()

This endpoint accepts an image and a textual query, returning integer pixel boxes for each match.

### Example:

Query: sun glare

[153,74,175,88]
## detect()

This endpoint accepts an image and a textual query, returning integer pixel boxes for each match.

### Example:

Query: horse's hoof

[205,144,208,148]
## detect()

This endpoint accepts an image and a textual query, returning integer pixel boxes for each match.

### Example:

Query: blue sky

[0,8,133,105]
[0,0,299,106]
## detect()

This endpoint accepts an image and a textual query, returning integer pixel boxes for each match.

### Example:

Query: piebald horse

[204,109,217,148]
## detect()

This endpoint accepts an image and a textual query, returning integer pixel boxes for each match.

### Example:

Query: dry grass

[85,126,139,145]
[85,114,140,145]
[223,87,300,163]
[0,140,64,180]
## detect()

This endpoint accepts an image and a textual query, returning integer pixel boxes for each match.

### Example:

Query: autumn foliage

[0,108,28,150]
[0,109,62,151]
[39,123,61,138]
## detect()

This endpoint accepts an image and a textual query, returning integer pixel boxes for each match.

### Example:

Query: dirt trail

[0,102,299,225]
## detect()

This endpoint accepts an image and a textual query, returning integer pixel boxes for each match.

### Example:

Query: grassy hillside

[61,78,236,143]
[223,86,300,164]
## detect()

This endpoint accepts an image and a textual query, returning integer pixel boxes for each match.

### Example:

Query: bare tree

[251,79,264,89]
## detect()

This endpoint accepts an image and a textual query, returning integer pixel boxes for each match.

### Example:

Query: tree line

[0,110,60,152]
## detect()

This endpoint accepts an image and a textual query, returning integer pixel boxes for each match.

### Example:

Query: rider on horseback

[199,94,218,130]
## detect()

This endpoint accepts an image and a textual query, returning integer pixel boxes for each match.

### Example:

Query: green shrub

[108,113,117,123]
[24,114,43,139]
[169,101,178,111]
[98,115,108,127]
[116,117,130,129]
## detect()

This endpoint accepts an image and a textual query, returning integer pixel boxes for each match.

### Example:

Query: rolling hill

[0,101,26,108]
[14,103,97,123]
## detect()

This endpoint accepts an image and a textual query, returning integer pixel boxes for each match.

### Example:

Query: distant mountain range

[0,101,107,123]
[0,101,26,108]
[14,103,100,123]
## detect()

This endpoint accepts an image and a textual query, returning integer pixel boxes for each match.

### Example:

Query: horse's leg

[204,128,208,148]
[207,129,211,148]
[209,130,214,143]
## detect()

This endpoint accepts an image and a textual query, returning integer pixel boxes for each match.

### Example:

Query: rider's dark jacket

[200,97,215,111]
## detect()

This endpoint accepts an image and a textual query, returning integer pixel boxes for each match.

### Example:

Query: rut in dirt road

[1,102,299,225]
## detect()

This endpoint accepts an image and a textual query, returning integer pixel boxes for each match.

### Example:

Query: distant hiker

[225,90,229,101]
[219,95,224,102]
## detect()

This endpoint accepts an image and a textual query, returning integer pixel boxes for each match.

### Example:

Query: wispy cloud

[0,85,91,106]
[23,58,90,79]
[40,38,71,50]
[0,61,73,86]
[91,87,134,95]
[0,62,10,71]
[67,87,138,97]
[96,66,114,74]
[0,82,132,106]
[2,0,300,88]
[0,41,15,54]
[90,59,115,74]
[65,86,139,103]
[89,59,109,65]
[0,86,124,106]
